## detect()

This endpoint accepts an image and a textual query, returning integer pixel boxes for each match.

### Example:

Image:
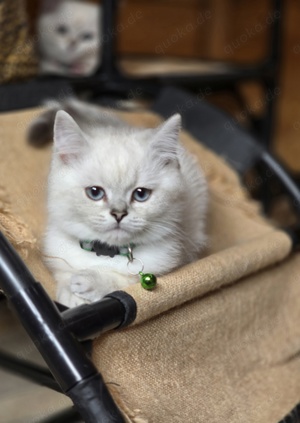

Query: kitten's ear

[150,114,181,165]
[54,111,88,164]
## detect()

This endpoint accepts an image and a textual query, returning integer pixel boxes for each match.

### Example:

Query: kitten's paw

[70,270,106,302]
[57,285,90,308]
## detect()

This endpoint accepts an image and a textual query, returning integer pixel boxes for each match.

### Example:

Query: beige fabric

[0,108,299,423]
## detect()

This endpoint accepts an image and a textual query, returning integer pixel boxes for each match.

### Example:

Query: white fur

[44,104,208,307]
[38,1,101,76]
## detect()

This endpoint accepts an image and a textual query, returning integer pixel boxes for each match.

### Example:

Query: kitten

[29,100,208,307]
[37,0,101,76]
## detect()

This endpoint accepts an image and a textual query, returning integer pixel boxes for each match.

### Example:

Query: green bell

[139,272,157,290]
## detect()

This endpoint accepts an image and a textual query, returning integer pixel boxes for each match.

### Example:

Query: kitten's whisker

[150,220,202,253]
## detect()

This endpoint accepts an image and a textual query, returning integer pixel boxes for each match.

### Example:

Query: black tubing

[278,403,300,423]
[261,151,300,210]
[61,291,137,341]
[68,373,125,423]
[0,231,125,422]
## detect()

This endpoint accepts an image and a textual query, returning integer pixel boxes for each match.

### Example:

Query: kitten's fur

[30,100,208,307]
[37,0,101,76]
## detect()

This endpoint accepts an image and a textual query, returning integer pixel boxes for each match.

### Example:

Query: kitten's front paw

[70,270,107,302]
[57,285,90,308]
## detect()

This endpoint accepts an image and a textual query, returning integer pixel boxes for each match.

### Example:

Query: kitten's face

[49,111,185,247]
[38,1,100,68]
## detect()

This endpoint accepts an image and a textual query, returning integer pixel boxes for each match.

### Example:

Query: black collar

[80,240,134,258]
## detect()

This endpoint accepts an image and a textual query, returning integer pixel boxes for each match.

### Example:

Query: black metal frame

[0,231,137,422]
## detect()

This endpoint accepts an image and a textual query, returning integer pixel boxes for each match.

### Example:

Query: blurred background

[19,0,300,175]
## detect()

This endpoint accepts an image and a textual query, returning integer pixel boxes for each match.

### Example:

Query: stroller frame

[1,85,300,422]
[0,229,136,422]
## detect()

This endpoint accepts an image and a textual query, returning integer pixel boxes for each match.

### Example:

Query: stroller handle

[0,231,125,422]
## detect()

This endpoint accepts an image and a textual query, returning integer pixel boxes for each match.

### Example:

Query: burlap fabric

[1,108,300,423]
[0,0,38,84]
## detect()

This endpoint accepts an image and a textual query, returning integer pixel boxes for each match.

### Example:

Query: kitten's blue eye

[85,186,105,201]
[132,188,152,202]
[56,24,68,35]
[81,32,94,41]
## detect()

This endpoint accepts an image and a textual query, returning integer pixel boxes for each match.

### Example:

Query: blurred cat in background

[37,0,101,76]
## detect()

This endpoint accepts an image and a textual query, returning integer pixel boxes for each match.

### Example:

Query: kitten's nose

[68,39,77,49]
[110,209,128,223]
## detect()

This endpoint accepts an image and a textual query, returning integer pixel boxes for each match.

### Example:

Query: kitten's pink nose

[110,210,128,223]
[68,39,77,49]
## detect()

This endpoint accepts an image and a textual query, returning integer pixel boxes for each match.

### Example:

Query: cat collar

[79,240,157,290]
[79,240,134,258]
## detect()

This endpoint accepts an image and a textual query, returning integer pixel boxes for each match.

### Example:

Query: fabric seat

[0,106,300,423]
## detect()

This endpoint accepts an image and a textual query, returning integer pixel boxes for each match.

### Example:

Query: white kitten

[37,0,101,76]
[40,100,208,307]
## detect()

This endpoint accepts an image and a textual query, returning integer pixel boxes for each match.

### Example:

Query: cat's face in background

[48,111,185,247]
[38,0,101,75]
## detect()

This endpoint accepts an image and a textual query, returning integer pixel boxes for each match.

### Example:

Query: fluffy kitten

[37,0,101,76]
[29,100,208,307]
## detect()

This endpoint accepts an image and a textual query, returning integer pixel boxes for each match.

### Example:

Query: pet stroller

[1,85,300,423]
[2,0,300,421]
